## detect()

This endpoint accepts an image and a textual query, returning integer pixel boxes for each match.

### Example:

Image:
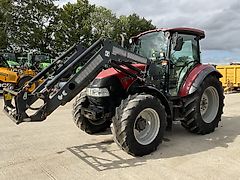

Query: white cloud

[87,0,240,53]
[58,0,240,54]
[55,0,76,7]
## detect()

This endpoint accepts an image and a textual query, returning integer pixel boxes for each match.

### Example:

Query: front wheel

[72,89,110,134]
[181,76,224,134]
[112,94,166,156]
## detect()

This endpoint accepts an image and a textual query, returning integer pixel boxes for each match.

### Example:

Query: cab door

[168,34,200,96]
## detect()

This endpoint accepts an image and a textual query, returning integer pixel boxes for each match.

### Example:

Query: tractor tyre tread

[181,75,224,135]
[72,89,110,134]
[112,94,166,156]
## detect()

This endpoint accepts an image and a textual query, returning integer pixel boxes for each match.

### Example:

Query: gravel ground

[1,93,240,180]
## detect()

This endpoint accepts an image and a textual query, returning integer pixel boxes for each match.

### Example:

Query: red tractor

[4,27,224,156]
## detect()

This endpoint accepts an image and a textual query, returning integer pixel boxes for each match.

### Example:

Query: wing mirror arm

[172,33,184,51]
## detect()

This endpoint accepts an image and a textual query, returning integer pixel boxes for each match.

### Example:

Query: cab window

[169,34,199,96]
[171,34,199,64]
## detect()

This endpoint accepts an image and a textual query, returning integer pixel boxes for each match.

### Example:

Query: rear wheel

[112,94,166,156]
[72,89,110,134]
[181,76,224,134]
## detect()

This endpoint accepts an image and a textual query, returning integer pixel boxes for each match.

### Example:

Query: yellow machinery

[216,64,240,91]
[0,55,37,93]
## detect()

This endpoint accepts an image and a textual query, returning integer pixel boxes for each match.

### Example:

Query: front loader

[3,28,224,156]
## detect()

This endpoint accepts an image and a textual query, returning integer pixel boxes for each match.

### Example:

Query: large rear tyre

[112,94,166,156]
[72,89,110,134]
[181,76,224,134]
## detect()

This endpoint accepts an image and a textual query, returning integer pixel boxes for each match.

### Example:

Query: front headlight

[86,87,110,97]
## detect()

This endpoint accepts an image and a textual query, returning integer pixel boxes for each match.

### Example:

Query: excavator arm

[3,38,148,124]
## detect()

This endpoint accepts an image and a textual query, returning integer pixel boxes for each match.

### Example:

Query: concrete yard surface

[1,94,240,180]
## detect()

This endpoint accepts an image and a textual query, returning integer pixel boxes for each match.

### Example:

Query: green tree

[90,9,156,47]
[10,0,58,53]
[0,0,156,53]
[54,0,94,51]
[0,0,12,49]
[114,13,156,47]
[90,6,117,42]
[54,3,156,49]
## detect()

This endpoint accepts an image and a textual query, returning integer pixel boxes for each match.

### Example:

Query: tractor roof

[133,27,205,39]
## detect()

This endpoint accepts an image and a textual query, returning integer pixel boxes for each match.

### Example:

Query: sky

[57,0,240,64]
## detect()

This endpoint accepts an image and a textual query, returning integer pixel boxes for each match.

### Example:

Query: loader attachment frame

[3,38,148,124]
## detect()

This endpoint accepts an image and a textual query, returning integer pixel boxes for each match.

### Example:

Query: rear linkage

[3,38,149,124]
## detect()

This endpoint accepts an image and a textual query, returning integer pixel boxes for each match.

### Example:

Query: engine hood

[96,63,146,79]
[91,63,146,90]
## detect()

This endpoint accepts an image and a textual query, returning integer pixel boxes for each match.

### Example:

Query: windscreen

[132,31,168,60]
[0,55,10,67]
[2,53,16,61]
[34,54,51,63]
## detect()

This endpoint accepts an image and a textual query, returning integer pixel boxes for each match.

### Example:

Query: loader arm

[3,38,148,124]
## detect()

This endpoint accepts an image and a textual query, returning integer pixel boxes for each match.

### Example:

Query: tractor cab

[1,52,20,68]
[130,28,205,96]
[18,52,52,71]
[30,53,52,71]
[0,54,11,68]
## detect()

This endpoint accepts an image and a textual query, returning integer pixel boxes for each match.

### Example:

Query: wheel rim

[134,108,160,145]
[200,86,219,123]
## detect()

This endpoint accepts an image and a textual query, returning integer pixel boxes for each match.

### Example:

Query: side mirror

[172,33,184,51]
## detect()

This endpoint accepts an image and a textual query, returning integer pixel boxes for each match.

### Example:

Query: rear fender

[179,64,222,97]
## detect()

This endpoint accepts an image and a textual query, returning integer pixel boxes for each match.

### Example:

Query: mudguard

[128,84,172,119]
[179,64,222,97]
